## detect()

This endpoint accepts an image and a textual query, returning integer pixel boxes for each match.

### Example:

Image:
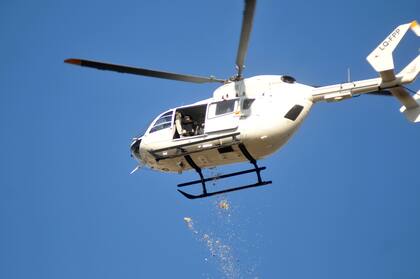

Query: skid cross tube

[178,181,272,200]
[178,167,267,187]
[177,144,272,199]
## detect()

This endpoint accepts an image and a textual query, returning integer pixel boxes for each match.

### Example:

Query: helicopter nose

[130,137,142,160]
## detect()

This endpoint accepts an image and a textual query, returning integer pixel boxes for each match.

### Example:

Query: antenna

[347,67,351,83]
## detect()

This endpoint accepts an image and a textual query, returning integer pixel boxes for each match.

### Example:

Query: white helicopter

[65,0,420,199]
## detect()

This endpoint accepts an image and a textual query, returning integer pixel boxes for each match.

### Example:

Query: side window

[241,98,255,110]
[284,105,304,121]
[149,111,173,133]
[208,99,237,118]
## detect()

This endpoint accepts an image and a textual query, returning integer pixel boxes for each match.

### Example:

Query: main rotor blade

[235,0,256,79]
[64,59,225,84]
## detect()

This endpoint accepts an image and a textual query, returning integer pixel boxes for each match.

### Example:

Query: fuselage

[131,75,314,172]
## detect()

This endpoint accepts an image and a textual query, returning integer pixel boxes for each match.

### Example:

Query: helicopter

[65,0,420,199]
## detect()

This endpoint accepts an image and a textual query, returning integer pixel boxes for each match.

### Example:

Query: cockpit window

[149,111,173,133]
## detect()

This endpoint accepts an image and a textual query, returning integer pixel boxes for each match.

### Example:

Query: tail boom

[311,21,420,123]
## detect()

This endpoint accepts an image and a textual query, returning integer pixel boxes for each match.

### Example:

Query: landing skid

[177,144,272,199]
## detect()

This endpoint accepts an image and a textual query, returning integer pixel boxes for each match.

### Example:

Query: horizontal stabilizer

[399,90,420,123]
[390,87,418,109]
[398,54,420,83]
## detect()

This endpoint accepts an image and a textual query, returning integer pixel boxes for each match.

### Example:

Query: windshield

[149,111,173,133]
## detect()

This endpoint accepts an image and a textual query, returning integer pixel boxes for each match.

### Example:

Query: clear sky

[1,0,420,278]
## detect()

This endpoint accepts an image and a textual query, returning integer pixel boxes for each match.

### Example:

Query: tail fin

[367,21,420,123]
[367,21,420,82]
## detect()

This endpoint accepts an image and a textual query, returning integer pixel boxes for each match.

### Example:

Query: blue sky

[1,0,420,278]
